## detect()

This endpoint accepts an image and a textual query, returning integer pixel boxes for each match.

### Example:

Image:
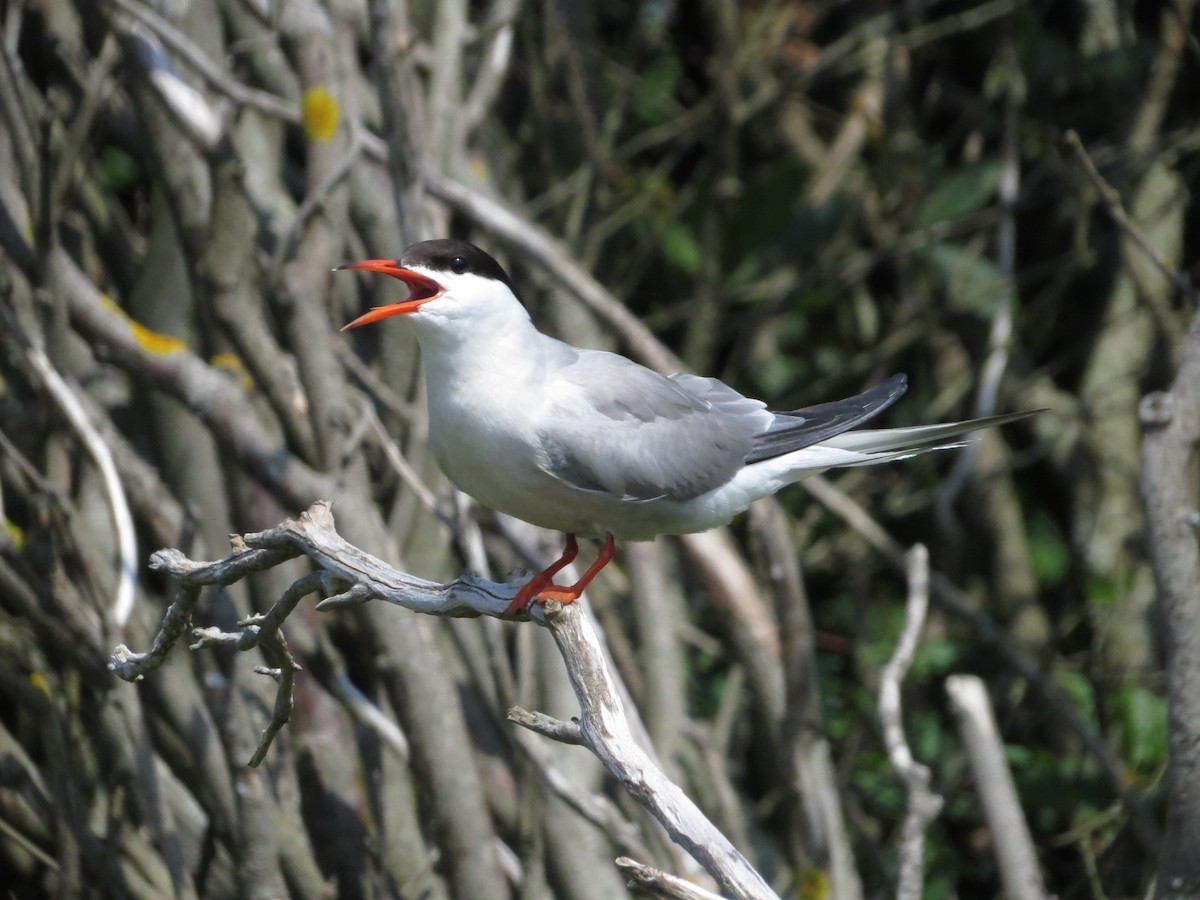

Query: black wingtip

[747,373,914,464]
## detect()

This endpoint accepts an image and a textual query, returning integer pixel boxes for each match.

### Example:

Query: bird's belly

[428,409,592,533]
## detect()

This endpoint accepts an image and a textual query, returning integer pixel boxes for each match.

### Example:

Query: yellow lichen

[28,671,50,698]
[4,519,24,551]
[100,295,186,355]
[302,86,339,142]
[210,352,254,391]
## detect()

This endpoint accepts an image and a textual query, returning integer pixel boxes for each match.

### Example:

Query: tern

[340,239,1026,616]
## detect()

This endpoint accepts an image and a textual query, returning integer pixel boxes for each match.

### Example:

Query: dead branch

[616,856,728,900]
[110,502,778,899]
[1064,130,1197,306]
[946,675,1049,900]
[1141,305,1200,897]
[878,546,943,899]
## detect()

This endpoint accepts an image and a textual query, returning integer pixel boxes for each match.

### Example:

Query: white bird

[339,239,1027,616]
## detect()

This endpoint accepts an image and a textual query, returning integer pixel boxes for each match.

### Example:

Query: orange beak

[337,259,445,330]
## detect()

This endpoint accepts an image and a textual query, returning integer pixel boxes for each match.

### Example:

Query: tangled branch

[110,502,778,899]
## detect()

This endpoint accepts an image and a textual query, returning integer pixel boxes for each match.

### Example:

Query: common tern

[340,239,1026,615]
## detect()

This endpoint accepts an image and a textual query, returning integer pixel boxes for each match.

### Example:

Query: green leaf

[921,243,1014,316]
[913,160,1003,228]
[98,146,139,191]
[1004,743,1033,768]
[661,222,701,274]
[912,638,962,678]
[1028,510,1069,587]
[1055,668,1098,728]
[1116,685,1167,774]
[635,55,683,126]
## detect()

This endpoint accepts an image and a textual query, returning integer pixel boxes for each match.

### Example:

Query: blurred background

[0,0,1196,897]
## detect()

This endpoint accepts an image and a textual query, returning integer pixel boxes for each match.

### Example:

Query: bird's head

[338,239,524,332]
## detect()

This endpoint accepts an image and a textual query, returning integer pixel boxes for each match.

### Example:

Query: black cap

[400,240,519,297]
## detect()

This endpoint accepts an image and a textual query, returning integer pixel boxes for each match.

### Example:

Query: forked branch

[109,501,778,899]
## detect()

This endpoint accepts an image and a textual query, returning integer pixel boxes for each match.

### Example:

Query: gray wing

[745,374,908,464]
[536,350,773,502]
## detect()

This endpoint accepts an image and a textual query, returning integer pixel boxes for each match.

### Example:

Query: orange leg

[503,534,579,616]
[503,532,616,617]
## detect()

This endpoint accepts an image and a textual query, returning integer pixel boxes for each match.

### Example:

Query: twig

[945,675,1048,900]
[111,503,528,765]
[508,707,583,745]
[362,401,446,520]
[26,347,138,627]
[109,542,300,680]
[878,545,943,899]
[336,341,417,419]
[1064,129,1197,305]
[192,571,321,766]
[49,35,121,220]
[507,721,652,861]
[616,857,728,900]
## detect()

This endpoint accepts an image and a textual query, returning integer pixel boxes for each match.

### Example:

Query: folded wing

[535,351,772,501]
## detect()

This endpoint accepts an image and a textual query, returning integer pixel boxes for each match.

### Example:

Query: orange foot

[503,532,616,617]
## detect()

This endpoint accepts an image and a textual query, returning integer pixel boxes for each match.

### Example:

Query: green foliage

[1056,668,1099,731]
[920,243,1014,317]
[911,637,965,679]
[97,146,139,192]
[661,221,701,274]
[635,54,683,125]
[913,161,1004,229]
[1116,685,1168,778]
[1028,509,1070,588]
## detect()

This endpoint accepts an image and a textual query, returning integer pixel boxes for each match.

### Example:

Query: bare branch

[462,0,522,130]
[26,347,138,627]
[508,722,651,861]
[946,675,1049,900]
[105,0,300,122]
[110,502,777,896]
[539,601,777,899]
[1141,306,1200,895]
[508,706,584,745]
[1064,129,1197,305]
[616,857,729,900]
[878,545,943,899]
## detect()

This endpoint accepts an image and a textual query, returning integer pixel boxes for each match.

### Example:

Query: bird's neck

[415,312,543,390]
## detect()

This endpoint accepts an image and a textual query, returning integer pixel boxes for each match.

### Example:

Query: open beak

[337,260,445,330]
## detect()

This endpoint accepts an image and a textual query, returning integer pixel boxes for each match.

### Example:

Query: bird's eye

[450,256,468,274]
